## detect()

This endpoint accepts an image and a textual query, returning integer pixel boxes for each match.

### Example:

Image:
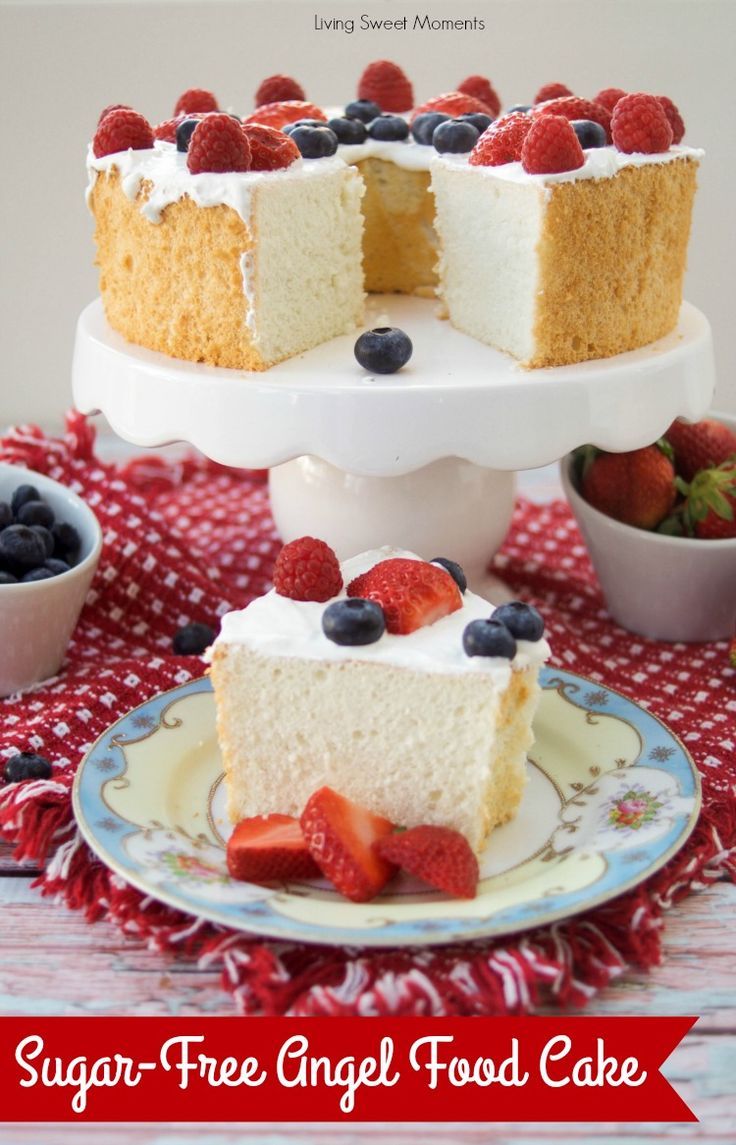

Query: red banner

[0,1017,696,1122]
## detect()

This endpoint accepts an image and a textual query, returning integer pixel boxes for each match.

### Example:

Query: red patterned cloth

[1,417,734,1016]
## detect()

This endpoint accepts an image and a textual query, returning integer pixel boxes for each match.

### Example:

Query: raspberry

[468,113,532,166]
[410,91,494,124]
[611,92,673,154]
[241,123,300,171]
[533,96,612,142]
[97,103,131,126]
[92,109,154,158]
[521,114,585,175]
[272,537,342,602]
[186,114,251,174]
[153,117,183,143]
[657,95,685,145]
[534,82,573,104]
[174,88,219,117]
[254,74,306,106]
[358,60,414,113]
[457,75,501,118]
[243,100,327,131]
[594,87,627,112]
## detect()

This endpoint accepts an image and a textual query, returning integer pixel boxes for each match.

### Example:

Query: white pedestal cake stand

[72,295,715,589]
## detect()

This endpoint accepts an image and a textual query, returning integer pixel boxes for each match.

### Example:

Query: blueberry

[411,112,451,145]
[173,621,216,656]
[44,558,71,576]
[283,118,328,134]
[0,571,18,585]
[367,115,409,142]
[4,751,53,784]
[327,116,368,144]
[31,525,54,558]
[52,521,81,562]
[571,119,607,149]
[0,525,47,571]
[463,618,517,659]
[506,104,532,115]
[0,502,12,528]
[345,99,382,123]
[290,125,338,158]
[322,598,385,646]
[176,117,201,152]
[433,120,479,154]
[22,567,56,582]
[457,112,494,134]
[11,484,40,516]
[17,500,55,529]
[492,601,545,641]
[354,327,413,374]
[430,557,467,595]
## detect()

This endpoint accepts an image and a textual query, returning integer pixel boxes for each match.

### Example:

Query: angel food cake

[208,539,550,854]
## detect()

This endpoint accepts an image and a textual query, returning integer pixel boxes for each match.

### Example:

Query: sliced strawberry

[300,787,395,903]
[226,813,320,884]
[243,100,326,131]
[376,825,479,899]
[347,557,461,635]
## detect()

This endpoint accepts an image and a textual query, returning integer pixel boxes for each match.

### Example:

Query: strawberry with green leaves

[665,418,736,482]
[681,461,736,539]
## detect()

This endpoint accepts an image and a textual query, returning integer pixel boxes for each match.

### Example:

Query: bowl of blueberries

[0,464,103,696]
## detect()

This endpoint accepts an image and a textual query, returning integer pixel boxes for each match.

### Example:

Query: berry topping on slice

[468,112,532,166]
[376,825,479,899]
[521,114,585,175]
[457,112,494,135]
[243,101,327,131]
[683,462,736,540]
[153,117,182,143]
[411,111,451,145]
[533,82,573,104]
[289,125,338,158]
[172,621,216,656]
[462,618,517,659]
[4,751,53,785]
[97,104,132,126]
[433,119,479,154]
[347,557,461,635]
[176,116,204,152]
[300,787,396,902]
[358,60,414,113]
[254,75,306,107]
[611,92,673,154]
[226,814,320,884]
[273,537,343,602]
[174,88,219,117]
[283,118,327,134]
[430,557,467,594]
[92,108,154,158]
[581,445,677,529]
[593,87,627,112]
[411,91,494,123]
[327,116,368,144]
[367,114,410,142]
[345,99,383,123]
[457,75,501,119]
[533,96,612,142]
[354,327,413,374]
[241,123,300,170]
[322,599,386,646]
[656,95,685,145]
[570,119,607,149]
[664,418,736,482]
[187,114,251,174]
[492,600,545,641]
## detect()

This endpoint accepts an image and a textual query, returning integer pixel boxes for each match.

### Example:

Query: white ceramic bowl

[0,463,103,696]
[560,412,736,643]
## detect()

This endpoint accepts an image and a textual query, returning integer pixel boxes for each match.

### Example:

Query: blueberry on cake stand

[73,294,715,592]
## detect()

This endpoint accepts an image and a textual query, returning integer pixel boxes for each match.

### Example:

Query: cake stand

[72,295,715,586]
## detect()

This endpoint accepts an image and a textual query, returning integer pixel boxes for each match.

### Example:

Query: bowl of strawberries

[561,411,736,642]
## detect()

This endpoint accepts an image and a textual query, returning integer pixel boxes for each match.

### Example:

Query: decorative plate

[72,670,700,948]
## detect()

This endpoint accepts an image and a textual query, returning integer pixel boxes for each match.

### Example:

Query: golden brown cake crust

[356,158,438,296]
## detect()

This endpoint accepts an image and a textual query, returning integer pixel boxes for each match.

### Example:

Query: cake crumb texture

[356,158,439,295]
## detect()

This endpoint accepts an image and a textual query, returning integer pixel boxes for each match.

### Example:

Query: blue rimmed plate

[72,669,700,947]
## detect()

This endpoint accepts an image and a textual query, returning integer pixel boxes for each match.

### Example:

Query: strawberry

[241,123,300,171]
[534,82,573,104]
[664,418,736,482]
[683,462,736,539]
[533,95,612,142]
[581,445,677,529]
[376,825,479,899]
[410,91,494,124]
[347,557,461,635]
[92,108,154,158]
[243,100,327,131]
[656,95,685,145]
[187,113,251,174]
[457,75,501,118]
[254,74,306,107]
[358,60,414,113]
[300,787,395,903]
[611,92,673,154]
[226,814,320,884]
[594,87,627,112]
[174,88,218,117]
[468,112,532,166]
[521,114,584,175]
[272,536,342,601]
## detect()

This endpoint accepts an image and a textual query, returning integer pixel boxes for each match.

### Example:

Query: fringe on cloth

[0,415,734,1016]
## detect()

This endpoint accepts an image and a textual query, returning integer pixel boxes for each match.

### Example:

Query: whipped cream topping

[338,137,434,172]
[211,548,550,685]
